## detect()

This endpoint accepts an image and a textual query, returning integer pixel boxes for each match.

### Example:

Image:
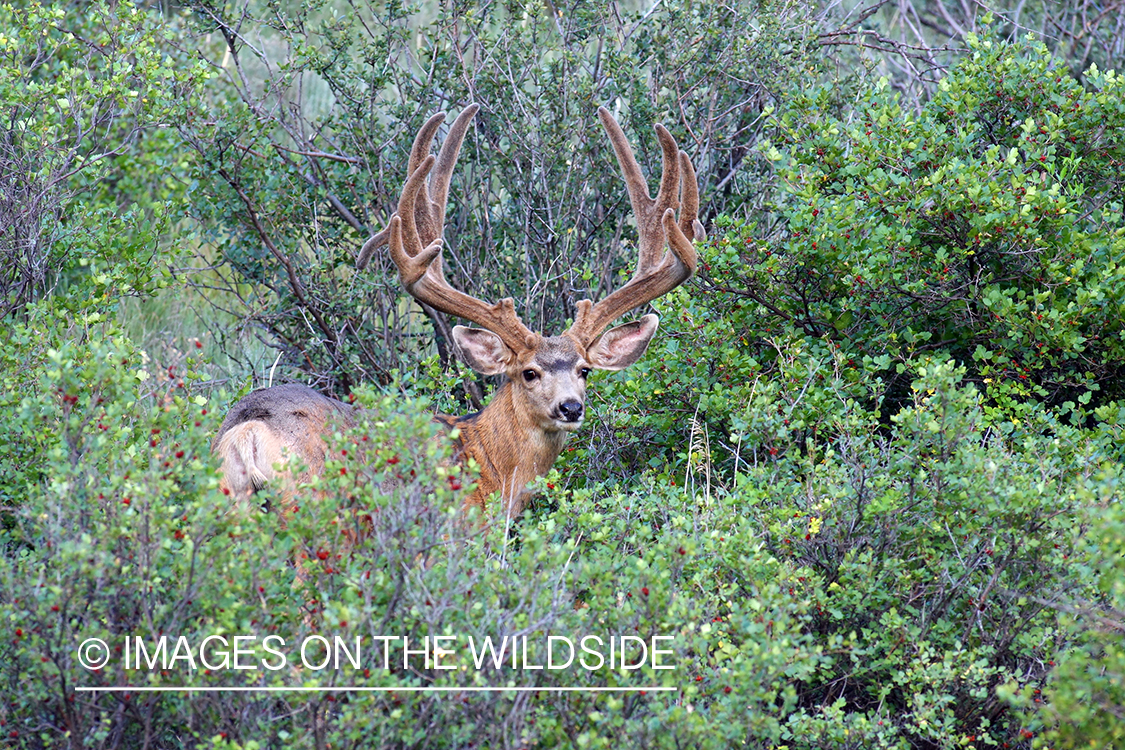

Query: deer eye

[578,367,591,379]
[522,369,539,383]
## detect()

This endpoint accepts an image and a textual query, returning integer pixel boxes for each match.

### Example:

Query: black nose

[559,400,584,422]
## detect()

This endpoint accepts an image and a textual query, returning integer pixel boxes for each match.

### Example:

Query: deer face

[453,316,660,433]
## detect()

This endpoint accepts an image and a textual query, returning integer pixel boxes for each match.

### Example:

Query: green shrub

[578,34,1125,490]
[0,0,205,318]
[752,33,1124,415]
[6,318,1115,748]
[1033,463,1125,748]
[0,325,821,748]
[769,360,1107,747]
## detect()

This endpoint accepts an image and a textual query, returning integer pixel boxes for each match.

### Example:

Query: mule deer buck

[214,103,703,517]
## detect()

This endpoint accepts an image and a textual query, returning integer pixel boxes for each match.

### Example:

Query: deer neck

[444,381,568,516]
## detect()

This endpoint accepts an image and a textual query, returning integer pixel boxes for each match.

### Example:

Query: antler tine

[356,224,389,270]
[597,107,682,269]
[565,108,700,349]
[678,150,707,243]
[384,105,539,355]
[356,104,480,270]
[430,103,480,221]
[389,217,538,356]
[407,112,447,176]
[396,153,438,264]
[407,103,481,249]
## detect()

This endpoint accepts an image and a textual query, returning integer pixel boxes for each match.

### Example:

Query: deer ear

[453,326,515,375]
[586,314,659,371]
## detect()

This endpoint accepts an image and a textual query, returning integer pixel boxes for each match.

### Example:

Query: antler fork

[564,107,704,351]
[359,104,538,355]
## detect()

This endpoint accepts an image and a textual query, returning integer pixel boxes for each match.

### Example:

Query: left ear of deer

[216,103,704,518]
[585,315,660,371]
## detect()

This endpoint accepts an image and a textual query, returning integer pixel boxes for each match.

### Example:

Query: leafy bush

[0,323,816,748]
[579,34,1125,488]
[1034,464,1125,748]
[0,0,205,318]
[752,33,1124,413]
[581,346,1113,747]
[4,322,1117,748]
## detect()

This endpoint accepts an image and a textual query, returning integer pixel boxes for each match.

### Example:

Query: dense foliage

[0,0,204,318]
[588,32,1125,483]
[1,1,1123,749]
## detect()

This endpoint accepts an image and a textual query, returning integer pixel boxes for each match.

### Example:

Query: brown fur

[213,384,355,509]
[213,327,656,517]
[214,334,603,517]
[437,335,586,516]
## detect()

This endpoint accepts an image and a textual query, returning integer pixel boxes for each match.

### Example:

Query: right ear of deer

[451,325,515,375]
[564,107,702,351]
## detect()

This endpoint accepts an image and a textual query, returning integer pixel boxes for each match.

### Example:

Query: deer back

[213,384,355,501]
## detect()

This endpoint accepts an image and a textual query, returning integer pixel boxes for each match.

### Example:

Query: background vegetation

[1,0,1123,748]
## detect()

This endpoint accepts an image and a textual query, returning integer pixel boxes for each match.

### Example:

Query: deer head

[357,103,704,515]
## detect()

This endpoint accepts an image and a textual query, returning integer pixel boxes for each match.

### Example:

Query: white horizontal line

[75,686,677,693]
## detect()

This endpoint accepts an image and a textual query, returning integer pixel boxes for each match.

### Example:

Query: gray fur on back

[211,384,356,452]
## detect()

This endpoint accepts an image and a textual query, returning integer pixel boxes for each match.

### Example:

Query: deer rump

[212,384,356,504]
